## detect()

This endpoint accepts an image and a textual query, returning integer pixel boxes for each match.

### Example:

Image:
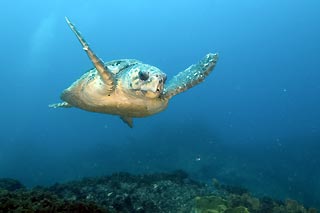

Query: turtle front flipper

[162,53,218,100]
[65,17,115,95]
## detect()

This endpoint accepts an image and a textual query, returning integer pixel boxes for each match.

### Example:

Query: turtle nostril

[159,79,162,83]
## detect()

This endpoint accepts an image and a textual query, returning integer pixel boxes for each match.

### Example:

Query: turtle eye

[138,71,149,81]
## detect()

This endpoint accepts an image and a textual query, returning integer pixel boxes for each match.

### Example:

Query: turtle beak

[156,76,166,93]
[140,73,166,98]
[144,77,165,98]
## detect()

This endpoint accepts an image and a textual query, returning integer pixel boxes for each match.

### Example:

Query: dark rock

[0,178,25,191]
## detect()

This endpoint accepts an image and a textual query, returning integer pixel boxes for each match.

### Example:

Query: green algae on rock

[193,195,228,213]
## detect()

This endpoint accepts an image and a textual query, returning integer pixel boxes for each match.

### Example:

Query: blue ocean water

[1,0,319,208]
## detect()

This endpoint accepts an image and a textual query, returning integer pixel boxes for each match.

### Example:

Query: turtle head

[125,64,167,98]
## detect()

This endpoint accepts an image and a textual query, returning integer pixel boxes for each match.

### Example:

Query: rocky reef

[0,171,317,212]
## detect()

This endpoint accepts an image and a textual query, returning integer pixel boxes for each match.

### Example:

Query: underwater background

[0,0,319,209]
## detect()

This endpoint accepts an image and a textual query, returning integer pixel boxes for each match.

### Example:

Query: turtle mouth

[156,77,166,93]
[156,83,163,93]
[156,81,164,93]
[138,75,165,98]
[143,81,164,98]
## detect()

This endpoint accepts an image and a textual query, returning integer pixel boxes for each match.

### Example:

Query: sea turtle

[50,18,219,127]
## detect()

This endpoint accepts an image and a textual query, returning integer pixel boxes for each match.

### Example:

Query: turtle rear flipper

[163,53,218,100]
[49,102,72,108]
[120,116,133,128]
